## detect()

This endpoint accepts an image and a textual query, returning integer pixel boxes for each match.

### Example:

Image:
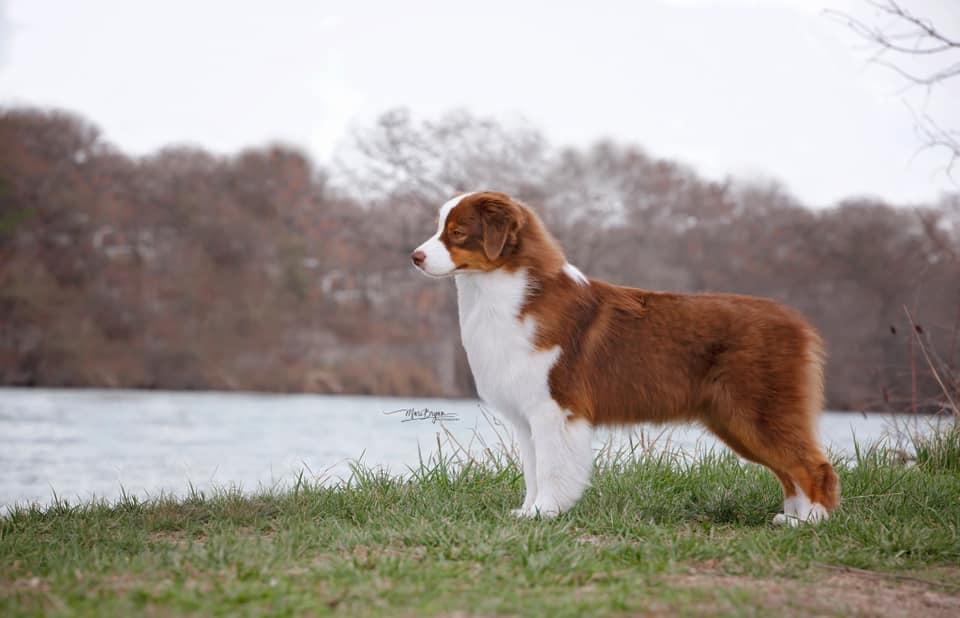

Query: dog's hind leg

[707,413,837,526]
[747,410,838,526]
[704,418,799,520]
[524,407,593,518]
[773,457,838,526]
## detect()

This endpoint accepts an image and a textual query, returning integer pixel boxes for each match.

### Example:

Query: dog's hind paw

[772,505,829,527]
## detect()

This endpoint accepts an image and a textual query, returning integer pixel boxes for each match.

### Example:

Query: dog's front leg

[524,408,593,518]
[509,418,539,517]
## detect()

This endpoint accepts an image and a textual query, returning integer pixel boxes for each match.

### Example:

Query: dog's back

[539,283,822,427]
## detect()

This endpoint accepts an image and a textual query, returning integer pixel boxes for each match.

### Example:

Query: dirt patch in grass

[666,568,960,617]
[148,530,203,546]
[147,525,275,547]
[0,576,50,594]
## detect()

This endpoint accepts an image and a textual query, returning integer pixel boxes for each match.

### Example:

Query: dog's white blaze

[456,268,593,517]
[415,236,456,276]
[437,192,475,235]
[413,192,476,277]
[773,483,828,526]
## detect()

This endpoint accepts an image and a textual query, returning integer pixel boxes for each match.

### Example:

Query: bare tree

[829,1,960,175]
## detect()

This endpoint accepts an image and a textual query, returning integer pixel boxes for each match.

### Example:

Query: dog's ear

[479,197,525,260]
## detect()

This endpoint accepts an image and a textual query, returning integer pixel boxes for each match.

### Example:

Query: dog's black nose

[411,250,426,267]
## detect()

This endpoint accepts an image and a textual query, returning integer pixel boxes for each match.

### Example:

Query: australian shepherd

[411,191,839,525]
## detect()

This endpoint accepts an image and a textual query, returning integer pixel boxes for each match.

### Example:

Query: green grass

[914,423,960,473]
[2,428,959,617]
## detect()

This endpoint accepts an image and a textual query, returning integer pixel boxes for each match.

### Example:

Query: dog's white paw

[511,503,563,519]
[772,504,829,527]
[511,497,539,518]
[528,501,562,519]
[806,503,829,523]
[772,513,799,527]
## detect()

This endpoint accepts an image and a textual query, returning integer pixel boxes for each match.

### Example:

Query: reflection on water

[0,388,950,511]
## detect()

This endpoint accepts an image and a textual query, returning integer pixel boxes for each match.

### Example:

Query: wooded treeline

[1,106,958,411]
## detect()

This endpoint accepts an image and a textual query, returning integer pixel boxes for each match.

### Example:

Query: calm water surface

[0,388,950,511]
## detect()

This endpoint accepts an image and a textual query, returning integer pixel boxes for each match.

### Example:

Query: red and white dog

[412,191,839,525]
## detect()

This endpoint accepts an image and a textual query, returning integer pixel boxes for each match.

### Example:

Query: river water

[0,388,950,511]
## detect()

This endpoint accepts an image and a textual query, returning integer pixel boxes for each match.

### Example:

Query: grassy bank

[2,428,960,617]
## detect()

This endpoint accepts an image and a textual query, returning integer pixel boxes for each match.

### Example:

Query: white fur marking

[413,192,477,277]
[510,418,538,516]
[562,263,589,286]
[456,268,593,518]
[773,483,828,526]
[437,192,476,235]
[414,236,456,277]
[527,415,593,517]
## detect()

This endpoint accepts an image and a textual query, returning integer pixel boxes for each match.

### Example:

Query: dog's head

[411,191,529,278]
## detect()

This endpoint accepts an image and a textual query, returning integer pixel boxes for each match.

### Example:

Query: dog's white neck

[454,269,532,323]
[453,263,585,333]
[454,269,548,407]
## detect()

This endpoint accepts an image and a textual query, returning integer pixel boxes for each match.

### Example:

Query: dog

[411,191,839,525]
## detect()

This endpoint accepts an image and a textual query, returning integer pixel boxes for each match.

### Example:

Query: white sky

[1,0,957,206]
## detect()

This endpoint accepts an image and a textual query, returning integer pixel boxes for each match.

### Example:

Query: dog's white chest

[455,270,560,417]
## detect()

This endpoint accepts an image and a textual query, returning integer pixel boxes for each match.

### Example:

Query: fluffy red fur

[439,192,839,511]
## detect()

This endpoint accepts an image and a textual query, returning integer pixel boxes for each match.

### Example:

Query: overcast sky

[1,0,957,206]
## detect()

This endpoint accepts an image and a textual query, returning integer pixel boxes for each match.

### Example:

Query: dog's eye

[449,229,466,241]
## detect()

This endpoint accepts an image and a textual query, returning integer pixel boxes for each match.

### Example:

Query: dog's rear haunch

[412,191,839,525]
